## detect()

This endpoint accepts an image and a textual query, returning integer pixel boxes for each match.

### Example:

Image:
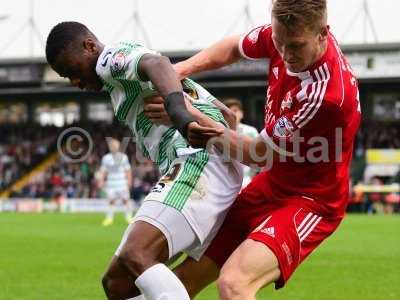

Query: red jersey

[239,25,361,216]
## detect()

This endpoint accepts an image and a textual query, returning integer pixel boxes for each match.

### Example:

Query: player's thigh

[219,239,280,291]
[116,200,198,261]
[117,220,170,263]
[105,188,117,201]
[116,189,130,201]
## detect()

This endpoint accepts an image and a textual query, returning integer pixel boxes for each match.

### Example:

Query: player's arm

[186,106,278,167]
[96,167,107,189]
[143,96,236,129]
[174,35,242,79]
[125,170,132,189]
[138,54,219,138]
[174,25,273,79]
[123,156,132,188]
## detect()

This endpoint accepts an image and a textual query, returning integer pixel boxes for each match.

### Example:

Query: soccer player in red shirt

[143,0,361,299]
[143,0,361,300]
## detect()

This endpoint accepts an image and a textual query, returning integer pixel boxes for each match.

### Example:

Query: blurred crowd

[349,176,400,214]
[2,122,160,202]
[0,125,61,191]
[355,121,400,153]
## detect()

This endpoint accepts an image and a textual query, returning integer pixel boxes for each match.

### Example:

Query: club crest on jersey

[280,92,293,113]
[111,52,126,72]
[273,116,294,139]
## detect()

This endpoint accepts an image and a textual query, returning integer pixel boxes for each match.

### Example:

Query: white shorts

[115,201,199,258]
[115,150,243,260]
[105,187,130,200]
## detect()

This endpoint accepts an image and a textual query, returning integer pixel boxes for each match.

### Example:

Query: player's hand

[97,180,104,189]
[143,95,172,126]
[187,122,223,148]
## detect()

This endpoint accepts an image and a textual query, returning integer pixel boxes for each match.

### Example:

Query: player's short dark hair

[224,98,243,110]
[46,21,93,66]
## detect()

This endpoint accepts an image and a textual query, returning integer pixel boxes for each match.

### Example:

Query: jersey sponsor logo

[280,91,293,113]
[111,52,126,71]
[248,27,262,44]
[273,116,294,138]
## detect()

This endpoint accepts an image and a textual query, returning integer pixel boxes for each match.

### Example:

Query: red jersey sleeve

[239,25,275,60]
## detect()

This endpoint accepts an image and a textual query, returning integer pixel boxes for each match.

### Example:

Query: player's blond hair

[272,0,327,33]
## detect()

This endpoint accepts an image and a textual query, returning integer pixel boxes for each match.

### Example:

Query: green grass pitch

[0,213,399,299]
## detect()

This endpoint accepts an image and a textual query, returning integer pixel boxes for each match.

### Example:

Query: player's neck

[312,40,328,67]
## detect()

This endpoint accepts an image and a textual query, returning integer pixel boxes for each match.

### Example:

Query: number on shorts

[160,163,182,183]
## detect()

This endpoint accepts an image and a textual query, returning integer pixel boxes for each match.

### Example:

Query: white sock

[135,264,190,300]
[127,296,145,300]
[106,203,115,219]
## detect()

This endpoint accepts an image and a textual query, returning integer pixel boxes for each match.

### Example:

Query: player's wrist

[173,62,191,79]
[165,91,196,138]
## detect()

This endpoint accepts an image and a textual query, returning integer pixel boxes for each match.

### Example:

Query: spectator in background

[367,176,384,214]
[224,98,259,188]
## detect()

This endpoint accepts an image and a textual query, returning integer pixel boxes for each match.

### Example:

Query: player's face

[108,140,120,153]
[53,39,103,92]
[271,17,328,73]
[229,105,243,123]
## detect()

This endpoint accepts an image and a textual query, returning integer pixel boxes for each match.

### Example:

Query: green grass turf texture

[0,213,399,300]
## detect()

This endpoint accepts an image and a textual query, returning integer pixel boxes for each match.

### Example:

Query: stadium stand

[0,122,160,202]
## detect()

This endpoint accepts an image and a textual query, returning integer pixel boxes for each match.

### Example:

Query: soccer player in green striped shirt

[46,22,243,300]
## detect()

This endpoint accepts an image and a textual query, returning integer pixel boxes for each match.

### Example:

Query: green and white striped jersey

[96,42,227,175]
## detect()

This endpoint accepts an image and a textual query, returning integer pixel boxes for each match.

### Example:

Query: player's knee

[101,273,117,299]
[102,272,133,300]
[217,270,248,299]
[118,245,155,277]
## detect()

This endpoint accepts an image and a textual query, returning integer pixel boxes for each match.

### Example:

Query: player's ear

[319,26,329,42]
[83,38,98,54]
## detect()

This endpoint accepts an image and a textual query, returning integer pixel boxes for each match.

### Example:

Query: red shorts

[206,171,343,289]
